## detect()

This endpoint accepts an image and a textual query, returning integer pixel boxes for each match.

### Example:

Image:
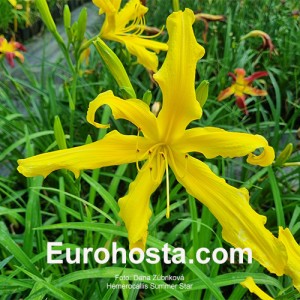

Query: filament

[166,145,187,179]
[135,128,142,172]
[138,25,166,39]
[160,150,170,219]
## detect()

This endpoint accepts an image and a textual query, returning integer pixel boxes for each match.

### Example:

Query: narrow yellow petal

[278,227,300,292]
[122,36,168,53]
[17,130,153,178]
[87,90,159,140]
[169,151,287,275]
[118,160,165,250]
[111,0,121,11]
[13,50,25,63]
[122,37,162,72]
[154,8,205,142]
[217,86,235,101]
[172,127,275,166]
[102,34,167,71]
[241,277,274,300]
[101,29,167,72]
[244,86,268,96]
[92,0,117,14]
[116,0,148,29]
[8,0,17,7]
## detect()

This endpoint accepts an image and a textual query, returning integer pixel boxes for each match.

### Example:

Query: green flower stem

[172,0,180,11]
[283,162,300,167]
[268,166,285,227]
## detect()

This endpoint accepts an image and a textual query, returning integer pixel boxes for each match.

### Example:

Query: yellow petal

[172,127,275,166]
[111,0,122,11]
[8,0,17,7]
[169,151,287,275]
[121,36,167,71]
[217,86,235,101]
[102,34,168,71]
[92,0,117,14]
[17,130,153,178]
[87,90,159,140]
[153,8,205,142]
[244,85,268,96]
[278,227,300,292]
[125,41,158,71]
[241,277,274,300]
[116,0,148,30]
[122,36,168,54]
[13,50,25,63]
[118,160,165,250]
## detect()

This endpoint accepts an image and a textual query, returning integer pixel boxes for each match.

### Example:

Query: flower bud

[54,116,67,150]
[274,143,293,167]
[35,0,57,33]
[77,8,87,44]
[63,5,72,41]
[93,38,136,99]
[151,101,161,117]
[196,80,209,107]
[143,90,152,106]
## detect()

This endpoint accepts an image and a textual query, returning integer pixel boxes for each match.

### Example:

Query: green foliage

[0,1,15,33]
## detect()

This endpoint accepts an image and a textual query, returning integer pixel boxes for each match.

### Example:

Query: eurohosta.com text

[47,242,252,265]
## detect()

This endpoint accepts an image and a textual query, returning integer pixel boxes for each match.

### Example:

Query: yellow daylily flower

[0,36,26,68]
[241,277,274,300]
[18,9,288,278]
[92,0,168,71]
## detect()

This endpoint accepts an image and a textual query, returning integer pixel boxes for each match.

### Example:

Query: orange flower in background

[0,36,26,68]
[194,12,225,43]
[241,30,276,55]
[217,68,268,115]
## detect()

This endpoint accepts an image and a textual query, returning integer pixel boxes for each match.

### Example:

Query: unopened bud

[36,0,57,33]
[274,143,293,166]
[54,116,67,150]
[151,101,161,116]
[63,5,72,41]
[93,38,136,99]
[77,8,87,43]
[143,90,152,106]
[196,80,209,107]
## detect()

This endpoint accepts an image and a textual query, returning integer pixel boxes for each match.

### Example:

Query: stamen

[166,146,187,179]
[160,151,170,219]
[135,128,142,172]
[120,9,147,37]
[137,25,165,39]
[184,154,189,175]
